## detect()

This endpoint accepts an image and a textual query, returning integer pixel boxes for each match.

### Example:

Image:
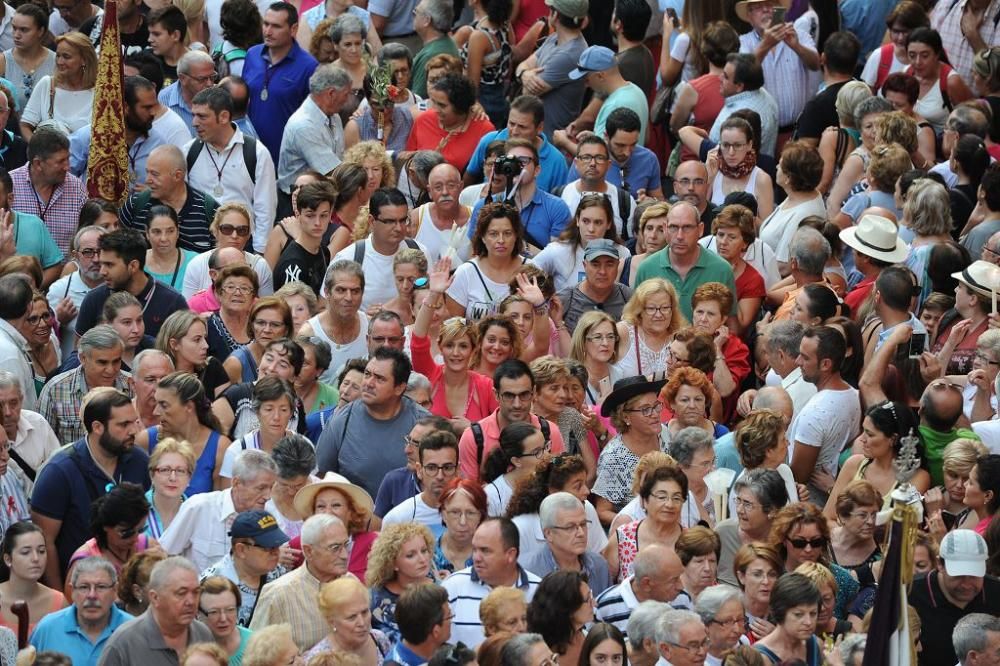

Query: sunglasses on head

[787,536,827,549]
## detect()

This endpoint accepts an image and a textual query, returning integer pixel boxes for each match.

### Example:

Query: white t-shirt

[963,383,998,422]
[445,257,514,320]
[220,432,259,478]
[699,235,783,289]
[530,241,631,293]
[182,250,275,298]
[152,108,193,146]
[484,474,514,517]
[669,32,702,84]
[21,76,94,132]
[382,493,445,536]
[757,195,828,264]
[560,181,637,240]
[47,272,96,360]
[972,419,1000,455]
[860,46,907,88]
[333,237,428,310]
[412,204,472,264]
[790,387,861,502]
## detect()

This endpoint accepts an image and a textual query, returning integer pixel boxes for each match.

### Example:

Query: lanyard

[29,180,53,222]
[205,143,238,191]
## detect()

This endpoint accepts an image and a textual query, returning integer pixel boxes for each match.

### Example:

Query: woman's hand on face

[947,319,973,346]
[969,368,992,393]
[714,325,730,350]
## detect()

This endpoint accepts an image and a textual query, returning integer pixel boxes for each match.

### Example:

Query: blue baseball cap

[229,510,289,548]
[570,46,617,80]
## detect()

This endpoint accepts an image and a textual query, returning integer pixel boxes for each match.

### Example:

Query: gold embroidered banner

[86,0,128,205]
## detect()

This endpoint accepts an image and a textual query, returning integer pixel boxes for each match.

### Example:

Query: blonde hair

[570,311,619,364]
[622,278,688,332]
[438,316,477,349]
[55,32,98,88]
[529,355,569,388]
[242,624,297,666]
[211,202,253,233]
[317,577,369,621]
[735,409,785,469]
[479,587,526,636]
[307,654,365,666]
[631,451,676,495]
[172,0,205,44]
[274,282,319,314]
[148,437,196,475]
[181,643,229,666]
[943,438,990,478]
[636,202,671,254]
[794,561,838,595]
[344,141,396,240]
[364,523,435,588]
[394,247,428,273]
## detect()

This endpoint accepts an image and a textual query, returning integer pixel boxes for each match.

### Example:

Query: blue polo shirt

[243,42,318,163]
[386,640,426,666]
[30,439,150,575]
[468,189,572,249]
[566,145,661,196]
[30,604,134,666]
[157,82,193,131]
[465,129,570,193]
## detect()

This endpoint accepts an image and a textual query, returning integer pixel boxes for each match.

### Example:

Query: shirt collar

[219,488,236,521]
[0,319,28,348]
[470,564,532,589]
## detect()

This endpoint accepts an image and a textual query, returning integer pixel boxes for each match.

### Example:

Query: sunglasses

[787,537,827,549]
[218,224,251,237]
[116,523,148,539]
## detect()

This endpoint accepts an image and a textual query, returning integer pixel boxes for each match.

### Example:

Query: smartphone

[909,332,927,358]
[665,7,679,28]
[771,6,786,23]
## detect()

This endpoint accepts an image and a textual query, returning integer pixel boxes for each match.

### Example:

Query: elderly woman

[0,523,65,636]
[707,205,765,335]
[365,522,436,646]
[223,296,293,385]
[672,526,720,609]
[570,311,625,408]
[526,570,593,666]
[816,81,872,194]
[405,73,495,173]
[291,472,378,577]
[662,367,729,441]
[219,377,297,482]
[835,137,914,232]
[529,356,594,477]
[901,177,956,302]
[881,73,938,168]
[435,478,488,574]
[198,576,251,663]
[905,28,973,133]
[243,623,302,666]
[480,587,527,638]
[933,260,999,375]
[731,409,800,515]
[327,15,368,117]
[828,480,881,589]
[795,562,852,642]
[669,427,718,527]
[608,451,679,532]
[758,142,826,275]
[924,438,990,532]
[156,310,230,400]
[625,202,670,286]
[604,464,688,581]
[613,278,688,378]
[716,469,789,588]
[826,96,896,218]
[732,542,783,643]
[304,577,391,662]
[753,573,823,665]
[205,265,259,361]
[20,32,96,136]
[592,376,669,526]
[275,282,319,334]
[263,434,317,538]
[144,437,195,540]
[691,282,751,408]
[694,585,747,664]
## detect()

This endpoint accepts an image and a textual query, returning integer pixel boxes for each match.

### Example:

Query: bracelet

[533,303,548,314]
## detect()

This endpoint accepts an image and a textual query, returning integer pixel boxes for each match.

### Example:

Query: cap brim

[944,558,986,578]
[586,251,620,261]
[951,270,995,299]
[568,67,589,80]
[253,528,291,548]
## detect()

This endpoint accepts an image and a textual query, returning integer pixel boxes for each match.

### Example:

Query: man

[612,0,655,95]
[523,492,612,592]
[98,556,213,665]
[49,0,100,36]
[333,188,426,310]
[0,370,59,493]
[185,86,276,252]
[982,230,1000,268]
[299,260,367,382]
[635,202,737,322]
[931,0,1000,85]
[130,350,174,428]
[515,0,588,140]
[408,163,472,263]
[793,32,861,147]
[387,583,453,666]
[277,64,352,200]
[0,274,36,410]
[274,181,337,293]
[655,609,710,666]
[840,0,900,65]
[74,228,189,338]
[457,360,566,481]
[408,0,458,98]
[772,227,830,320]
[468,139,572,250]
[556,238,632,333]
[48,226,107,359]
[627,601,673,666]
[930,104,991,187]
[559,135,637,241]
[383,430,459,536]
[158,50,216,132]
[789,325,862,506]
[954,613,1000,666]
[962,166,1000,260]
[31,389,148,587]
[442,517,541,648]
[146,5,188,86]
[243,2,318,164]
[741,324,816,418]
[30,556,133,666]
[249,513,350,651]
[595,544,685,635]
[464,95,569,193]
[159,450,278,572]
[674,160,718,227]
[910,530,1000,666]
[366,311,407,356]
[840,213,909,315]
[565,109,663,201]
[709,53,779,157]
[373,415,452,517]
[726,389,795,475]
[920,377,981,487]
[868,264,927,357]
[10,127,87,256]
[738,0,819,148]
[316,347,429,497]
[80,0,148,55]
[218,76,258,140]
[122,54,192,148]
[0,167,62,287]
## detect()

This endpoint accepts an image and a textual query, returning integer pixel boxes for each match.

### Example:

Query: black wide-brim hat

[600,375,668,417]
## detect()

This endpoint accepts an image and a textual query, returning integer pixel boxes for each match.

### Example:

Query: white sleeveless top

[309,311,369,383]
[413,203,473,264]
[709,166,762,206]
[612,326,670,378]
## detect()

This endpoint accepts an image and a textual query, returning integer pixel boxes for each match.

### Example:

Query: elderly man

[0,370,59,493]
[523,492,612,593]
[48,226,108,359]
[930,104,990,186]
[771,227,830,319]
[708,53,778,157]
[383,430,459,536]
[407,0,458,97]
[627,601,673,666]
[954,613,1000,666]
[931,0,1000,86]
[596,544,685,634]
[408,163,472,263]
[694,586,746,664]
[98,556,213,665]
[366,311,408,356]
[655,609,709,666]
[556,239,632,333]
[982,231,1000,269]
[157,50,217,131]
[30,556,133,665]
[118,145,219,254]
[910,530,1000,666]
[182,241,274,302]
[0,275,37,411]
[249,513,350,651]
[31,389,148,588]
[131,350,174,428]
[298,260,366,382]
[840,213,909,313]
[159,450,278,572]
[736,326,815,421]
[38,326,132,444]
[442,517,541,649]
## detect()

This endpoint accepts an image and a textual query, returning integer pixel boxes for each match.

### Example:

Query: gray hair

[839,634,867,665]
[765,320,806,357]
[324,259,365,295]
[148,556,198,591]
[328,13,366,43]
[271,434,316,479]
[70,556,118,587]
[979,329,1000,361]
[854,95,893,128]
[835,80,871,127]
[788,227,831,277]
[693,585,742,627]
[410,150,446,182]
[309,64,353,95]
[732,468,789,511]
[627,601,672,651]
[948,104,990,139]
[539,492,583,530]
[752,386,793,416]
[72,224,107,251]
[132,349,174,376]
[500,633,547,666]
[0,370,21,396]
[368,310,404,335]
[905,178,952,236]
[954,613,1000,663]
[655,609,704,647]
[301,513,345,546]
[177,49,214,75]
[79,324,125,357]
[669,427,714,466]
[422,0,453,33]
[406,371,432,395]
[231,449,278,483]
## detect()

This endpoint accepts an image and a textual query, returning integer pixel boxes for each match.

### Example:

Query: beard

[98,428,133,457]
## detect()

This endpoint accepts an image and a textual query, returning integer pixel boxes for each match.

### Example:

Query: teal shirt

[634,246,737,321]
[147,249,197,290]
[230,626,252,665]
[29,604,133,666]
[14,211,63,269]
[595,82,649,144]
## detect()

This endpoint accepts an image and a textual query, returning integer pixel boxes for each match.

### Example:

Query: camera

[492,156,523,177]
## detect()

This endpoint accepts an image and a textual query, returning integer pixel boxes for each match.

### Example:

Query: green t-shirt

[919,425,981,487]
[14,211,63,269]
[634,246,737,321]
[411,36,460,98]
[311,382,339,414]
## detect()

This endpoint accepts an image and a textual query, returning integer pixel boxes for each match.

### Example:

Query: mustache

[82,600,103,608]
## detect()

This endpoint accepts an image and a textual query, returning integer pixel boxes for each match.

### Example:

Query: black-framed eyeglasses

[116,523,148,539]
[77,248,100,258]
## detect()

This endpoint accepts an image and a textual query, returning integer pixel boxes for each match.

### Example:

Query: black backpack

[353,238,420,265]
[472,418,551,468]
[186,135,258,184]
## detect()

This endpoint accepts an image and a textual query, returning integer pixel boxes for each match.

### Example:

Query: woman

[717,469,789,589]
[828,480,881,589]
[526,570,593,666]
[757,142,825,275]
[20,32,96,136]
[263,434,317,538]
[214,0,262,77]
[345,67,415,152]
[974,48,1000,148]
[753,573,823,665]
[498,281,557,361]
[691,283,751,408]
[24,291,58,390]
[299,0,379,57]
[204,264,258,363]
[101,292,154,372]
[708,206,764,336]
[905,27,973,133]
[673,526,720,609]
[435,478,488,575]
[65,483,157,598]
[625,202,670,287]
[569,312,624,409]
[482,422,548,517]
[662,367,728,442]
[342,141,397,238]
[306,577,391,662]
[579,622,627,666]
[670,22,741,143]
[295,337,337,415]
[365,522,436,646]
[157,310,231,400]
[326,15,368,116]
[826,96,894,217]
[924,438,989,533]
[880,73,937,169]
[859,1,928,90]
[0,522,65,636]
[118,550,166,616]
[604,464,687,581]
[454,0,513,128]
[470,314,521,380]
[694,585,747,664]
[950,135,990,232]
[608,451,680,533]
[197,576,252,662]
[144,437,194,540]
[933,259,996,374]
[963,454,1000,534]
[222,296,293,385]
[480,587,527,637]
[795,562,852,643]
[532,193,628,293]
[137,371,229,494]
[669,428,719,527]
[445,203,525,319]
[836,141,913,231]
[406,73,495,173]
[529,356,594,476]
[145,206,197,289]
[219,377,297,482]
[0,4,55,109]
[275,282,319,333]
[379,248,427,327]
[292,472,378,578]
[243,623,302,666]
[817,81,871,194]
[825,401,930,518]
[613,278,687,379]
[592,376,669,525]
[732,542,783,643]
[263,170,325,268]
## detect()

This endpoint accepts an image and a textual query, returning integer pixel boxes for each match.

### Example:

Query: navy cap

[229,510,289,548]
[570,46,617,80]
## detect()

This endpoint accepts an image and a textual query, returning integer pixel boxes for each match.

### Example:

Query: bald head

[861,206,897,223]
[753,386,793,423]
[213,246,247,269]
[146,145,187,199]
[428,163,462,208]
[632,544,685,603]
[985,231,1000,266]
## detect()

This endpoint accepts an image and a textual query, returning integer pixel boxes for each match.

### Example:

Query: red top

[458,410,566,481]
[410,333,499,421]
[679,73,725,162]
[845,276,875,317]
[734,263,766,301]
[511,0,547,41]
[406,110,495,173]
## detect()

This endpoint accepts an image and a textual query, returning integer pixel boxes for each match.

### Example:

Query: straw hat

[734,0,790,25]
[293,472,374,519]
[952,260,1000,299]
[839,214,910,264]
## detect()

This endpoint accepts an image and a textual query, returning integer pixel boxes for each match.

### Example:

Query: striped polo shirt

[442,565,541,649]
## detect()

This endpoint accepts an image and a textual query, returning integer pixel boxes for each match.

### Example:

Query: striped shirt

[248,564,329,652]
[739,28,817,128]
[37,366,132,444]
[595,576,641,635]
[119,186,218,253]
[931,0,1000,85]
[9,165,88,256]
[441,566,541,649]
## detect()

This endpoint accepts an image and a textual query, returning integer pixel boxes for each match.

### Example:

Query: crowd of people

[0,0,997,663]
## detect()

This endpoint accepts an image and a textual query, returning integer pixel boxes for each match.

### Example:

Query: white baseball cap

[940,529,988,577]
